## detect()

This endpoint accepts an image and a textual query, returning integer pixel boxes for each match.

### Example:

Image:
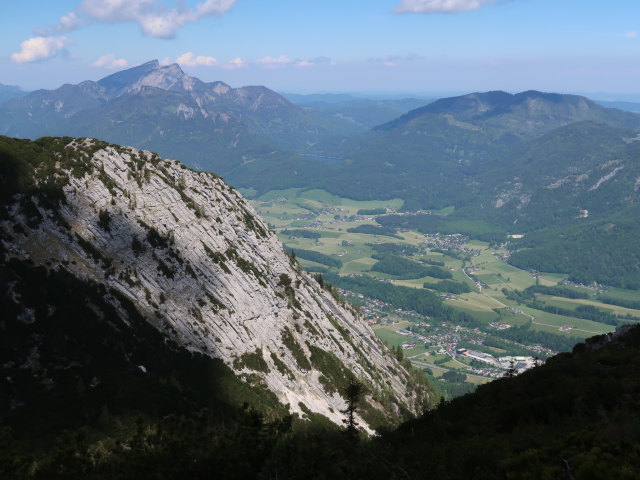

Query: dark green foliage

[508,215,640,289]
[441,370,467,383]
[202,243,231,274]
[356,207,386,215]
[423,258,445,266]
[371,254,452,280]
[340,379,364,440]
[281,229,321,239]
[277,273,301,309]
[391,344,404,361]
[324,273,480,327]
[270,352,294,379]
[96,167,118,195]
[277,273,292,287]
[598,295,640,310]
[233,349,270,373]
[377,213,506,242]
[308,345,352,395]
[286,248,342,269]
[325,313,353,345]
[303,319,320,336]
[203,291,226,311]
[0,136,72,221]
[496,319,580,351]
[225,247,266,286]
[242,209,267,238]
[346,224,400,238]
[6,321,640,479]
[524,284,589,299]
[504,287,632,328]
[425,279,472,294]
[368,242,421,257]
[281,327,311,371]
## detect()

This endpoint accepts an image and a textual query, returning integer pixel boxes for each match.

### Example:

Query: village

[339,287,551,382]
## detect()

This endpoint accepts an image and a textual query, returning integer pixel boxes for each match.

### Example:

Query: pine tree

[341,379,364,440]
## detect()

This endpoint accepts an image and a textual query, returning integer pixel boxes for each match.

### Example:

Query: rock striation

[0,137,431,429]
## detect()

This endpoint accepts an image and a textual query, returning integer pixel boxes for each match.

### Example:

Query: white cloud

[221,57,247,70]
[256,54,292,67]
[10,36,72,63]
[92,54,129,68]
[71,0,239,38]
[253,55,330,68]
[55,12,86,32]
[176,52,217,67]
[394,0,502,14]
[623,31,638,39]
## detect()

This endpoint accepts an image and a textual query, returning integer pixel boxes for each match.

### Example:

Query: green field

[251,188,639,356]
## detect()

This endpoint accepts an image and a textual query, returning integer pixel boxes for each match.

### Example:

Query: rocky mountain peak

[0,136,432,429]
[97,60,194,98]
[0,61,340,167]
[97,59,162,97]
[134,63,195,93]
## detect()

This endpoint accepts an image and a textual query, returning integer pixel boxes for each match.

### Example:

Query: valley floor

[248,188,640,398]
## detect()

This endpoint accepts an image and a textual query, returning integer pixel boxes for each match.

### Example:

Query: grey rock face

[2,138,430,428]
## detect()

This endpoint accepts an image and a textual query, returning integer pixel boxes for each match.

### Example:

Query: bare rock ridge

[0,137,431,428]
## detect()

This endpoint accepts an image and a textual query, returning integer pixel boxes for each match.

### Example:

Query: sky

[2,0,640,98]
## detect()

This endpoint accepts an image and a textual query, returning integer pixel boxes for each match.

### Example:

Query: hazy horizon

[3,1,640,97]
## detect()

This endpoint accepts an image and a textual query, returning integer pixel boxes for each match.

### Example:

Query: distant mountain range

[237,89,640,212]
[0,60,361,174]
[283,92,433,132]
[3,62,640,286]
[233,90,640,287]
[4,63,637,213]
[0,83,27,103]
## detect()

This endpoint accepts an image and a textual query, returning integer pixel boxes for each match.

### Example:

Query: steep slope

[0,254,291,448]
[0,135,432,431]
[474,121,640,229]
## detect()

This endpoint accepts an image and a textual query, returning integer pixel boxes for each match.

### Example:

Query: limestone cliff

[0,136,432,429]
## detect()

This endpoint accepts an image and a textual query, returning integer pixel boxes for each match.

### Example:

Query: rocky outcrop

[1,137,431,429]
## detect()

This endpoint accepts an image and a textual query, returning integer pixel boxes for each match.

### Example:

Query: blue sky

[3,0,640,97]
